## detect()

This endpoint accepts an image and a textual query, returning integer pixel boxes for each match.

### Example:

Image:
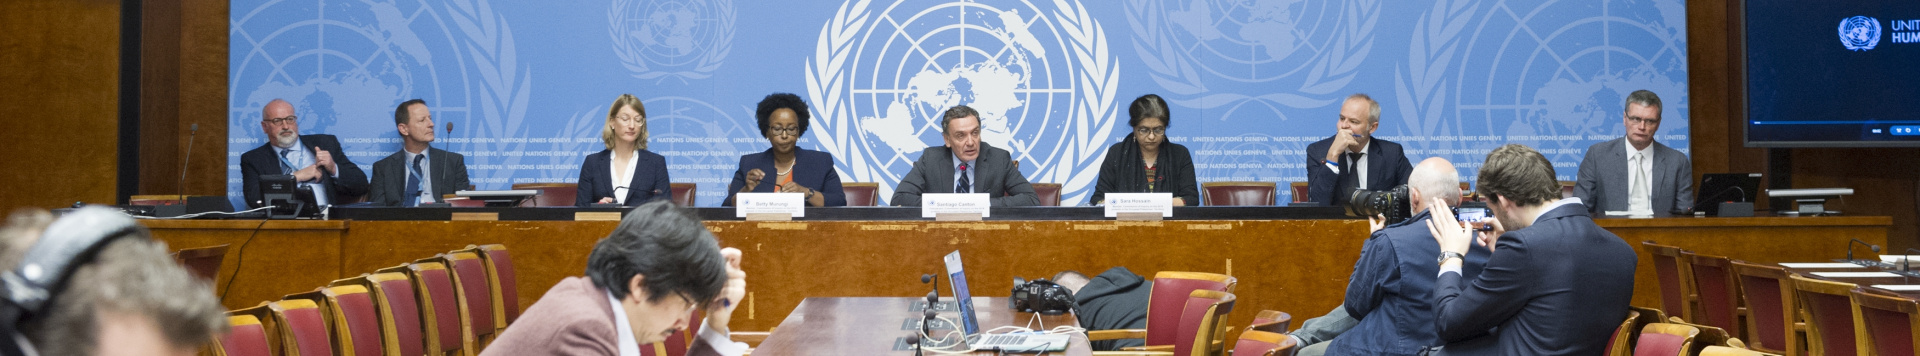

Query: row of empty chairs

[1077,271,1300,356]
[1643,240,1919,356]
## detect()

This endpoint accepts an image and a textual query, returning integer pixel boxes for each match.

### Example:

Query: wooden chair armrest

[731,331,773,345]
[1087,329,1147,341]
[1090,352,1174,356]
[1120,345,1172,352]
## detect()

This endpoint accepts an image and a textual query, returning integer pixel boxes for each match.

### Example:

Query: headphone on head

[1009,277,1076,315]
[0,207,144,356]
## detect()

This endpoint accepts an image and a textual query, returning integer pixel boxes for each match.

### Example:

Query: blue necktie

[956,162,971,193]
[405,155,424,207]
[278,149,296,174]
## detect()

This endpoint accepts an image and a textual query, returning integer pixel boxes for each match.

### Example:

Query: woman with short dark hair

[723,93,846,206]
[1089,94,1199,206]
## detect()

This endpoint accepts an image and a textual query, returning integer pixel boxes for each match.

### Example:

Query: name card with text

[735,193,806,218]
[1104,193,1174,217]
[922,193,991,218]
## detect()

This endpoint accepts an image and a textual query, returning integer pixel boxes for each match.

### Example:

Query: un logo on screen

[609,0,736,80]
[806,0,1120,204]
[1839,16,1881,52]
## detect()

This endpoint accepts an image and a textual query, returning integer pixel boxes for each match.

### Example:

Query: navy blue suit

[575,149,671,207]
[722,148,847,207]
[240,134,369,208]
[1326,211,1491,355]
[1432,201,1637,355]
[1305,136,1413,205]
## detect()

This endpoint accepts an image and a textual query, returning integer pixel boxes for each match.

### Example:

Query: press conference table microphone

[1904,248,1920,271]
[1847,238,1881,261]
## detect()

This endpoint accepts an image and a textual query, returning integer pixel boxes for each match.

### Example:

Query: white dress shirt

[951,154,976,193]
[277,138,334,206]
[610,151,640,205]
[1322,140,1372,187]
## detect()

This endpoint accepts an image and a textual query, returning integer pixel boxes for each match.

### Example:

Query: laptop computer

[941,251,1070,352]
[1694,173,1761,215]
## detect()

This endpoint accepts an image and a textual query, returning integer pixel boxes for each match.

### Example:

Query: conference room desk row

[138,206,1889,332]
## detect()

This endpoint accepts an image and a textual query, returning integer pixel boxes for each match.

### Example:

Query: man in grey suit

[1574,90,1692,215]
[891,105,1040,206]
[369,99,471,206]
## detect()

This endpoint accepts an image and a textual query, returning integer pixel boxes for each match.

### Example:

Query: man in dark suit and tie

[240,99,369,208]
[369,99,470,207]
[891,105,1039,207]
[1425,144,1636,355]
[1574,90,1693,215]
[1306,94,1414,206]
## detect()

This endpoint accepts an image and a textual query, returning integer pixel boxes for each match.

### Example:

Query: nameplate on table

[1881,255,1920,264]
[922,194,990,219]
[1810,272,1901,278]
[1104,193,1173,219]
[736,193,806,220]
[1778,263,1864,269]
[1872,285,1920,291]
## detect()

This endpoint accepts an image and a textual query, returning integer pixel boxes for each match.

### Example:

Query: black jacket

[1432,202,1636,355]
[1074,267,1153,351]
[240,134,369,208]
[1089,138,1200,206]
[1304,136,1413,205]
[368,148,470,206]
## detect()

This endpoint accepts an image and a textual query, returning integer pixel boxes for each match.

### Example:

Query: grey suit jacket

[368,148,470,206]
[890,143,1039,207]
[1573,138,1692,214]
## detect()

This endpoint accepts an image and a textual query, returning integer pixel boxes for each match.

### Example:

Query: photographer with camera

[1286,157,1491,356]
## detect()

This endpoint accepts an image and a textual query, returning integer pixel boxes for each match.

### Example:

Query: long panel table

[140,207,1888,333]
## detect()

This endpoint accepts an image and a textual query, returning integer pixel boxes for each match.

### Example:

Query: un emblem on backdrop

[609,0,736,80]
[806,0,1120,204]
[1124,0,1376,106]
[1840,16,1882,51]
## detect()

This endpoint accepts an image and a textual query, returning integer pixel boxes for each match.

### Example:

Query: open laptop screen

[943,250,980,335]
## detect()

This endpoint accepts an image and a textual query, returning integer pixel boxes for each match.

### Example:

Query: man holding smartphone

[1286,157,1492,356]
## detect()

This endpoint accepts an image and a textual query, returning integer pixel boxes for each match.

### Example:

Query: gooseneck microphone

[1847,238,1881,261]
[441,121,454,199]
[176,123,198,204]
[1905,248,1920,271]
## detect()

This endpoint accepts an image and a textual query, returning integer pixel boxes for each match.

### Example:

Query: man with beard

[241,98,369,208]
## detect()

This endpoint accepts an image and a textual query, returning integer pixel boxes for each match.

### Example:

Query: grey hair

[1408,158,1462,210]
[1624,90,1662,111]
[1346,93,1381,123]
[0,210,228,356]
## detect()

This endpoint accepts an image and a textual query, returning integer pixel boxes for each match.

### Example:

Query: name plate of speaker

[1104,193,1174,218]
[735,193,806,218]
[922,193,991,218]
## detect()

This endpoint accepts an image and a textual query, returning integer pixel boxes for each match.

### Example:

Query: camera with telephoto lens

[1345,185,1412,225]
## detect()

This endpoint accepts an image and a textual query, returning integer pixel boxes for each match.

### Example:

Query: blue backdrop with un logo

[227,0,1689,207]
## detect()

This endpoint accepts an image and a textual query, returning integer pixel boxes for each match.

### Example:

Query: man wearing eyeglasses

[1305,93,1414,206]
[1573,90,1692,216]
[240,98,370,208]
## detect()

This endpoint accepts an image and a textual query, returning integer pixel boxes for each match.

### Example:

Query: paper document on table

[1810,272,1900,278]
[1872,285,1920,291]
[1777,263,1864,268]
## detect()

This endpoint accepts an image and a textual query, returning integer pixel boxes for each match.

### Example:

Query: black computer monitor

[1695,173,1761,215]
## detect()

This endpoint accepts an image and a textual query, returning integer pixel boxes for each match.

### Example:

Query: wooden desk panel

[140,220,346,309]
[1596,215,1891,309]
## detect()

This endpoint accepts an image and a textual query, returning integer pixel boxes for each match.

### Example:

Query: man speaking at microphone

[241,98,369,208]
[891,105,1038,207]
[370,99,471,206]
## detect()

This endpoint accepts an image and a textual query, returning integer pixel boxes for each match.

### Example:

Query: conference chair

[443,252,498,349]
[129,194,186,205]
[841,182,880,206]
[172,243,229,282]
[318,284,385,356]
[1731,260,1801,355]
[1095,290,1237,356]
[1850,288,1918,356]
[1643,241,1697,322]
[464,244,520,327]
[1635,323,1701,356]
[1606,310,1639,356]
[1032,183,1063,206]
[1685,251,1746,338]
[1229,329,1296,356]
[391,261,467,356]
[1248,310,1291,333]
[1789,274,1864,356]
[1288,182,1309,203]
[1700,346,1785,356]
[1664,317,1739,354]
[1199,182,1274,206]
[670,182,697,206]
[211,313,273,356]
[1087,271,1235,352]
[510,182,577,207]
[362,271,428,356]
[268,299,336,356]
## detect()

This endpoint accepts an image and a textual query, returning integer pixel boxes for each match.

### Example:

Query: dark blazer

[1574,137,1693,214]
[890,143,1038,207]
[1305,136,1414,205]
[480,277,728,356]
[575,149,671,207]
[1089,138,1200,206]
[368,148,471,206]
[1073,267,1153,351]
[1431,202,1637,356]
[1329,211,1491,356]
[722,148,847,207]
[240,134,369,208]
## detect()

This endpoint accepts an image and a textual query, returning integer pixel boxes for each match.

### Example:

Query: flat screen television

[1744,0,1920,147]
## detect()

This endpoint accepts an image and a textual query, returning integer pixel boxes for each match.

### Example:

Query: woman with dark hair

[723,93,846,207]
[576,94,672,207]
[1090,94,1199,206]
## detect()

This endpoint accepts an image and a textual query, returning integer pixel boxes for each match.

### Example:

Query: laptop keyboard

[980,334,1027,345]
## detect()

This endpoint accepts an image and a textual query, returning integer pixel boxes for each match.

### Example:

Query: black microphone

[1847,238,1881,261]
[1904,248,1920,271]
[176,123,198,204]
[907,333,924,356]
[440,121,454,200]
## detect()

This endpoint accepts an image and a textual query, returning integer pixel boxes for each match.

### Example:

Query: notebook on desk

[941,251,1071,352]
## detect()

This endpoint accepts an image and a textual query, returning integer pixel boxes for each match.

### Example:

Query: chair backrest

[1634,323,1701,356]
[129,194,186,205]
[1606,310,1639,356]
[172,243,230,282]
[1642,241,1694,322]
[1031,183,1063,206]
[1663,317,1735,354]
[1249,310,1291,333]
[670,182,696,206]
[1851,288,1919,356]
[1145,271,1234,346]
[1684,252,1742,335]
[1232,329,1296,356]
[1698,345,1781,356]
[1288,182,1309,203]
[1730,260,1796,354]
[403,261,465,355]
[213,314,274,356]
[1200,181,1275,206]
[1789,274,1862,356]
[365,271,427,356]
[841,182,880,206]
[269,299,335,356]
[1559,181,1576,199]
[320,284,385,356]
[510,182,577,207]
[1173,290,1235,356]
[445,252,496,347]
[470,244,519,325]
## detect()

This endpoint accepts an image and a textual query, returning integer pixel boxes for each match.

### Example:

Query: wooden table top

[755,297,1091,356]
[1782,260,1920,298]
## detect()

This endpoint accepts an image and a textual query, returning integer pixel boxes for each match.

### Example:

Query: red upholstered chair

[1032,183,1063,206]
[1730,260,1799,355]
[129,194,186,206]
[318,284,385,356]
[1288,182,1310,203]
[268,299,335,356]
[1698,346,1781,356]
[670,182,697,206]
[1605,310,1639,356]
[1635,323,1701,356]
[444,252,497,349]
[364,271,427,356]
[841,182,879,206]
[1642,241,1696,322]
[1684,252,1744,339]
[511,182,577,207]
[1200,182,1275,206]
[399,261,466,356]
[1232,329,1297,356]
[1851,288,1918,356]
[212,314,273,356]
[172,243,229,283]
[468,244,519,326]
[1087,271,1235,352]
[1790,274,1863,356]
[1249,310,1292,333]
[1169,290,1235,356]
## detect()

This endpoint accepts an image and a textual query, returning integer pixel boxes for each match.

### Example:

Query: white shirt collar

[1534,197,1584,224]
[607,291,642,356]
[1624,139,1652,159]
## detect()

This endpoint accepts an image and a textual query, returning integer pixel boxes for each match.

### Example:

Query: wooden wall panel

[0,0,123,212]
